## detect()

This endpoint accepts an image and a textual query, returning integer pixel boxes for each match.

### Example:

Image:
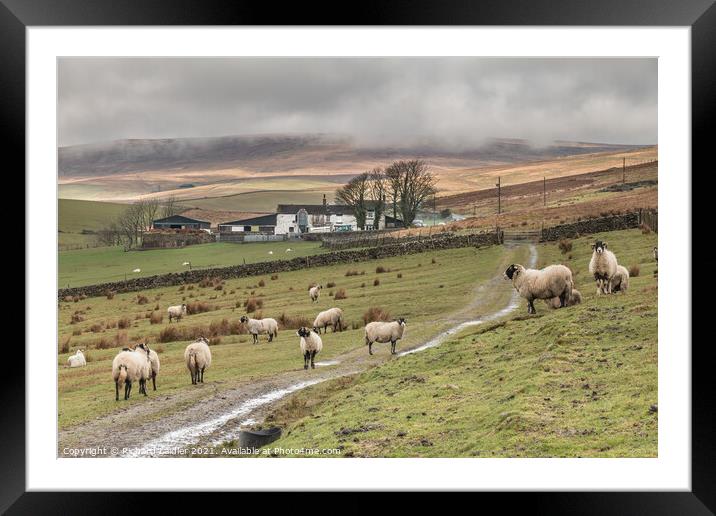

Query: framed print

[6,0,713,510]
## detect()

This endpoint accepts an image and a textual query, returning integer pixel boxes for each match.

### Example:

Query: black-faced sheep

[309,284,322,303]
[653,247,658,262]
[168,304,187,322]
[504,263,573,314]
[313,307,344,334]
[296,327,323,369]
[588,240,618,294]
[240,315,279,344]
[365,318,406,355]
[184,337,212,385]
[136,343,160,391]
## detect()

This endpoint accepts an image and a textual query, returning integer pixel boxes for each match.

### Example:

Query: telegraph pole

[543,176,546,207]
[496,177,501,215]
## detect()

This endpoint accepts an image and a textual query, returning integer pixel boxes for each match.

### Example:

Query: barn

[152,215,210,230]
[218,214,290,235]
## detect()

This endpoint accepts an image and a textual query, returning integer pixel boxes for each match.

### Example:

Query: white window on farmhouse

[367,210,375,219]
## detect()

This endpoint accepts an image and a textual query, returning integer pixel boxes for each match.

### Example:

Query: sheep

[133,268,141,273]
[67,349,86,368]
[296,327,323,370]
[588,240,618,295]
[167,303,187,323]
[240,315,279,344]
[545,288,582,309]
[312,307,344,334]
[365,318,406,355]
[111,349,150,400]
[309,284,322,303]
[184,337,212,385]
[611,265,630,293]
[504,263,573,314]
[136,342,160,391]
[653,247,658,262]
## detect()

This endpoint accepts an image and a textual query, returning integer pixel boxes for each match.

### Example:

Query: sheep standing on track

[313,307,344,334]
[136,343,160,391]
[588,240,618,295]
[610,265,630,293]
[184,337,212,385]
[168,303,187,323]
[111,349,149,400]
[240,315,279,344]
[309,284,322,303]
[504,263,573,315]
[545,288,582,309]
[365,318,406,355]
[67,349,86,368]
[296,327,323,370]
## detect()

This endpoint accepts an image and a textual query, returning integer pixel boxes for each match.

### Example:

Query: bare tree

[335,173,370,230]
[389,160,437,226]
[368,167,387,230]
[161,195,181,218]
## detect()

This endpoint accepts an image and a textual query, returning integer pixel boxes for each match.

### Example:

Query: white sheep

[545,288,582,309]
[611,265,630,293]
[240,315,279,344]
[184,337,212,385]
[309,284,322,303]
[67,349,86,368]
[133,268,141,273]
[588,240,618,294]
[504,263,574,314]
[136,343,160,391]
[111,349,149,400]
[313,307,344,334]
[296,327,323,369]
[365,318,406,355]
[167,303,187,323]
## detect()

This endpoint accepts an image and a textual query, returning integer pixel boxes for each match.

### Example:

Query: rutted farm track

[58,244,537,457]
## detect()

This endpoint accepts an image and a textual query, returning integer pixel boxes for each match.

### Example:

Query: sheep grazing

[296,327,323,370]
[653,247,658,262]
[67,349,86,368]
[611,265,630,293]
[111,348,150,400]
[365,318,406,355]
[240,315,279,344]
[184,337,212,385]
[309,284,322,303]
[545,288,582,309]
[167,303,187,323]
[313,307,344,334]
[136,343,160,391]
[588,240,618,295]
[504,263,573,314]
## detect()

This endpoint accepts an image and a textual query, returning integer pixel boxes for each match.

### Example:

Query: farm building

[277,196,400,232]
[217,214,293,235]
[152,215,210,230]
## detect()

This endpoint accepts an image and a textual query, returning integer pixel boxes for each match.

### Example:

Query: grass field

[58,240,329,288]
[58,244,518,430]
[260,228,658,457]
[58,199,128,250]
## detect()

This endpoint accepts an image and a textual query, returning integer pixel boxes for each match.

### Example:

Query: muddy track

[58,244,537,458]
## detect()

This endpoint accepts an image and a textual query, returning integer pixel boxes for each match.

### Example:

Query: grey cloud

[58,57,657,148]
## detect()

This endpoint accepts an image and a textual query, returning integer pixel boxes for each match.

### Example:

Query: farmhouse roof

[219,214,278,226]
[153,214,209,225]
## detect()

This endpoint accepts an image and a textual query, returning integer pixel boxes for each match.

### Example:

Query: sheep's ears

[602,242,608,248]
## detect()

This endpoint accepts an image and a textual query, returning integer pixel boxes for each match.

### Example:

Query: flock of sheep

[67,279,409,401]
[67,237,650,401]
[504,238,640,315]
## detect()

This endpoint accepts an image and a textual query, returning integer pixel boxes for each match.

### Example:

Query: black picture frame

[6,0,711,511]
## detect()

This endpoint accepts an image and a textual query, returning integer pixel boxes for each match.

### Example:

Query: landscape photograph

[57,57,658,458]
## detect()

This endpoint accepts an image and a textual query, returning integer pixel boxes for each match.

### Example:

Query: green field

[58,199,128,250]
[59,240,330,288]
[260,228,658,457]
[58,244,516,430]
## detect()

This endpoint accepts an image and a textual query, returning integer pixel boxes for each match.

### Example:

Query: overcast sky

[58,57,657,148]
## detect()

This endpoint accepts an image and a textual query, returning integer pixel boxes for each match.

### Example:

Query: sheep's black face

[593,240,606,254]
[398,318,406,326]
[240,316,248,323]
[504,264,517,280]
[297,327,311,337]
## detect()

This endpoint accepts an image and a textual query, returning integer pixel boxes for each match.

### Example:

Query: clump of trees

[335,160,437,228]
[98,196,180,249]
